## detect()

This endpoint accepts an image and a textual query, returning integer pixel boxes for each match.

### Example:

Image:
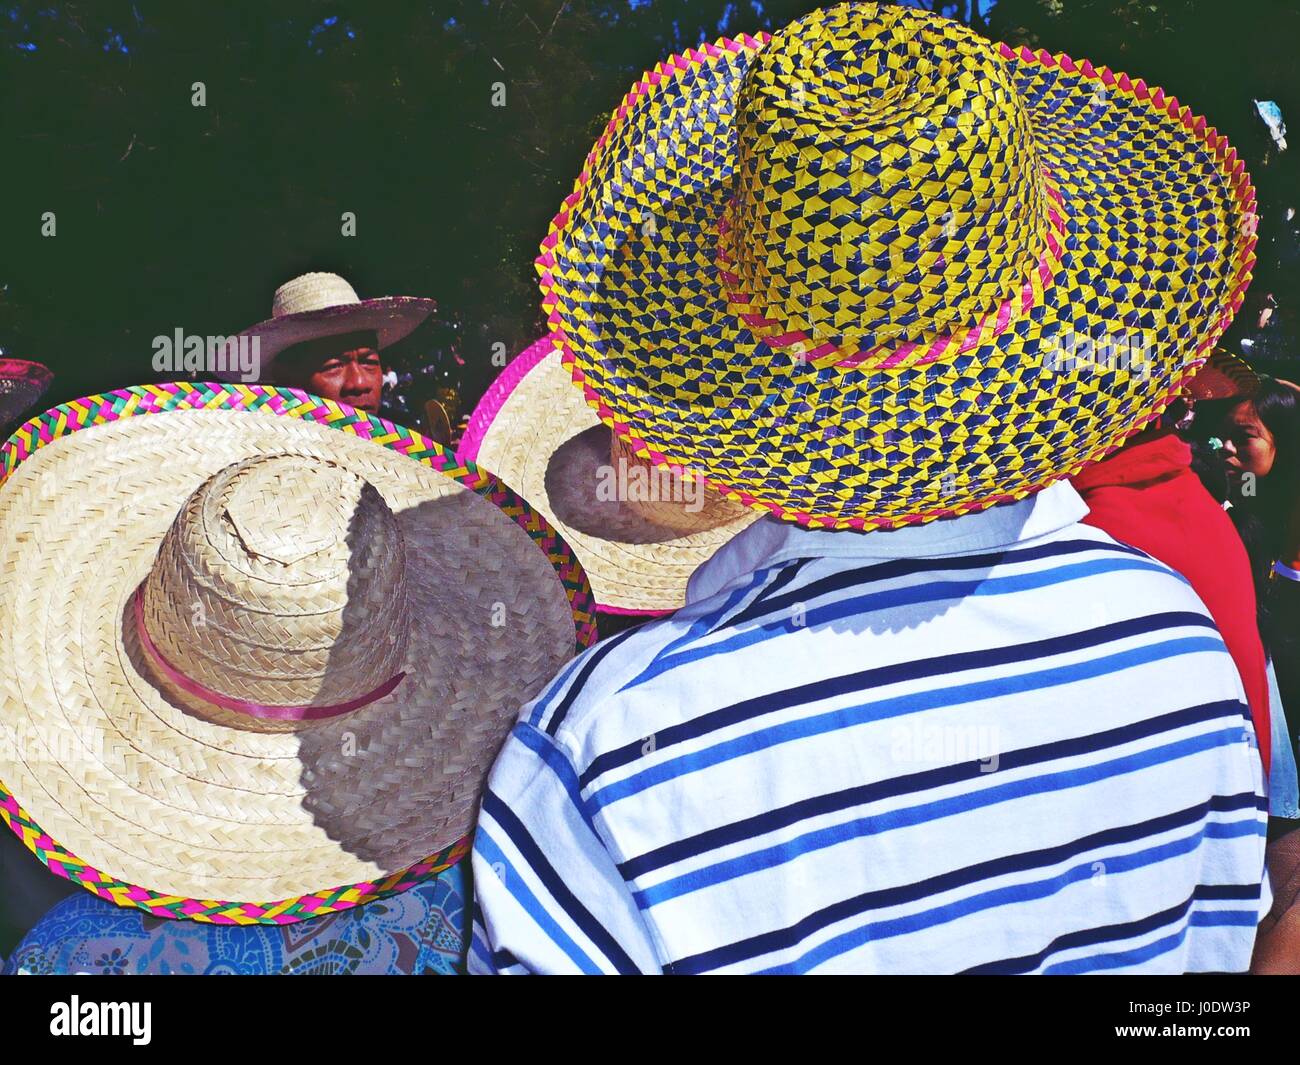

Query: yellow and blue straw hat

[538,2,1257,530]
[0,383,595,924]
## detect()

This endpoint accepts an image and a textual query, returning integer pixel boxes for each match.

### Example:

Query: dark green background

[1,0,1296,415]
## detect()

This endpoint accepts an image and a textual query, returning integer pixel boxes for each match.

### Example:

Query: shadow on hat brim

[546,424,749,545]
[463,339,758,614]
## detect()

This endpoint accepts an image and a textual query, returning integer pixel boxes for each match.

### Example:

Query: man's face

[275,330,384,414]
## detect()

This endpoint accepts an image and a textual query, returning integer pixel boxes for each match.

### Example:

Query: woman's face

[1222,399,1277,484]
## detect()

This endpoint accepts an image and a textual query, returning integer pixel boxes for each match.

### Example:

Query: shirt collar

[686,480,1090,604]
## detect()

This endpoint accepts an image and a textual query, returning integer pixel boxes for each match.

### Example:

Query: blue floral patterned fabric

[2,860,468,975]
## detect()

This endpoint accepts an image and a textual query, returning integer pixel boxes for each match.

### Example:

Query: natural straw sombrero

[538,2,1257,530]
[462,337,758,614]
[0,382,595,924]
[0,359,54,431]
[217,272,436,381]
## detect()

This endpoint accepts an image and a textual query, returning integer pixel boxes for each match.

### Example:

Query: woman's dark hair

[1215,380,1300,661]
[1230,381,1300,563]
[1187,395,1236,504]
[1253,380,1300,470]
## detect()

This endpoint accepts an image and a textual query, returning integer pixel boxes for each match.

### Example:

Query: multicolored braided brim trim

[536,11,1257,531]
[0,381,598,924]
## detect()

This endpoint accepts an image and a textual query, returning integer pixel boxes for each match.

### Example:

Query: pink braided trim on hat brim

[597,603,673,617]
[0,359,54,386]
[460,335,557,462]
[716,177,1069,370]
[462,337,686,619]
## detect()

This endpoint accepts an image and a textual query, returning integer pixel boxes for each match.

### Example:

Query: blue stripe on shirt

[594,635,1231,812]
[724,538,1149,630]
[753,815,1264,975]
[473,824,607,975]
[1041,905,1263,975]
[582,611,1218,790]
[635,725,1251,909]
[479,791,642,975]
[670,791,1262,973]
[621,556,1175,691]
[964,882,1265,974]
[620,699,1246,880]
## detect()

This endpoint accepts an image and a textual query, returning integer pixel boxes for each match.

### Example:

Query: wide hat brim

[0,382,595,924]
[214,296,437,381]
[461,338,759,614]
[0,359,54,429]
[537,10,1257,530]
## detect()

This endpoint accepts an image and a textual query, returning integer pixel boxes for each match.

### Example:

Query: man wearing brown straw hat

[468,3,1270,974]
[220,271,436,416]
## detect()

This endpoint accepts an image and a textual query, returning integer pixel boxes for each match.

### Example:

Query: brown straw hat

[1185,348,1258,402]
[217,272,437,382]
[461,338,759,615]
[0,382,595,924]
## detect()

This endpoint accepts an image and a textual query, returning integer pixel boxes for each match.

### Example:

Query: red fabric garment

[1072,430,1270,773]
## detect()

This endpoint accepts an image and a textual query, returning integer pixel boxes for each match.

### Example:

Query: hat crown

[225,459,359,566]
[726,1,1050,353]
[139,453,410,719]
[271,272,361,318]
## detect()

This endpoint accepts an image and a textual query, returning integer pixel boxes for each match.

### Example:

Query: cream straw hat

[0,382,595,924]
[217,272,437,382]
[461,338,758,615]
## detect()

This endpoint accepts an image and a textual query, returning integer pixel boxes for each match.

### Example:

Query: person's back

[470,2,1268,975]
[470,483,1269,974]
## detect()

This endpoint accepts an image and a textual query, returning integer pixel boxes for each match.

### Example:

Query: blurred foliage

[988,0,1300,373]
[0,0,1294,412]
[0,0,825,406]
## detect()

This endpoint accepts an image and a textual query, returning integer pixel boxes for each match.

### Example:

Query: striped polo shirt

[469,482,1269,974]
